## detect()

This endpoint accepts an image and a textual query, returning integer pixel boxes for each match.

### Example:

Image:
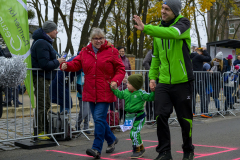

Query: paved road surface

[0,113,240,160]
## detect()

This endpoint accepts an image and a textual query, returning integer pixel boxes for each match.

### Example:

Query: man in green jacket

[133,0,194,160]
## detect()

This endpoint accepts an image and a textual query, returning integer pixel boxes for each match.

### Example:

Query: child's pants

[130,117,145,146]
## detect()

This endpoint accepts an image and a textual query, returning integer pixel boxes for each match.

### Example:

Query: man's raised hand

[133,15,144,31]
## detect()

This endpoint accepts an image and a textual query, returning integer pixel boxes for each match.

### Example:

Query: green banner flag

[0,0,35,108]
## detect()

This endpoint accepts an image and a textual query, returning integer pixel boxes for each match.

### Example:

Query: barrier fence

[0,69,239,148]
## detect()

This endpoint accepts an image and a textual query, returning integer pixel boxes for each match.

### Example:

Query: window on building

[229,7,234,15]
[229,23,235,34]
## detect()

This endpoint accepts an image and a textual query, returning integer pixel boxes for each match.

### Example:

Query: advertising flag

[0,0,35,108]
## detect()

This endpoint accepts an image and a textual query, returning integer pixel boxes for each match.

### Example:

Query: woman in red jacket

[61,28,125,159]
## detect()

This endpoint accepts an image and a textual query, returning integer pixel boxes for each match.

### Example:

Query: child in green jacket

[111,74,155,159]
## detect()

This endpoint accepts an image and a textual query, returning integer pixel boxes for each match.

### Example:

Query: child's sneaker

[131,145,143,159]
[140,144,145,154]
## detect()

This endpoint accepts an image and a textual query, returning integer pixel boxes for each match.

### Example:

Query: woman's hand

[123,78,127,83]
[149,80,156,91]
[111,81,117,90]
[61,63,68,71]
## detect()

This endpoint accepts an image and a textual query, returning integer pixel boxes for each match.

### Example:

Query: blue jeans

[89,102,116,153]
[213,98,220,109]
[224,86,234,110]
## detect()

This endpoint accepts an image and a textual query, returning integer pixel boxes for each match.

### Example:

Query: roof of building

[207,39,240,49]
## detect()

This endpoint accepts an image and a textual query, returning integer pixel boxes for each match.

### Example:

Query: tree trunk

[78,0,98,51]
[64,0,77,54]
[131,0,137,57]
[193,3,201,47]
[51,0,74,55]
[138,0,147,58]
[44,0,48,21]
[99,0,116,28]
[92,0,105,28]
[52,0,61,53]
[126,0,131,55]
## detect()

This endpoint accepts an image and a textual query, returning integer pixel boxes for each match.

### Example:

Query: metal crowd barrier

[0,69,239,149]
[193,71,239,118]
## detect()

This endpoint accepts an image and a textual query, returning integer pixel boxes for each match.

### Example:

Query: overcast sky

[28,2,208,55]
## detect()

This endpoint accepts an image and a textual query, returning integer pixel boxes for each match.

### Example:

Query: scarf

[210,61,219,71]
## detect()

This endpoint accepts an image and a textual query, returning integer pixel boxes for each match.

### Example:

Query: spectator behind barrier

[31,20,65,139]
[142,50,155,123]
[223,65,239,110]
[233,55,240,95]
[50,56,81,113]
[223,54,233,72]
[210,51,226,111]
[190,47,211,118]
[202,62,213,117]
[75,71,92,135]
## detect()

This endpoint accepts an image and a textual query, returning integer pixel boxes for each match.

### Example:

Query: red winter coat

[60,41,126,103]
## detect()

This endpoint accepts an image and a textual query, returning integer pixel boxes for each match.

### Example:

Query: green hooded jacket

[143,15,194,84]
[112,88,155,117]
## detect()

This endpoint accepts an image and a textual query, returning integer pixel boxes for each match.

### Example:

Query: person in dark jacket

[233,55,240,96]
[31,20,65,138]
[190,47,211,117]
[50,56,81,113]
[233,55,240,66]
[223,55,233,72]
[142,50,154,123]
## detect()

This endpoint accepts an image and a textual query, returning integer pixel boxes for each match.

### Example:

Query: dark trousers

[0,87,3,118]
[224,86,234,110]
[192,81,208,114]
[155,82,194,153]
[145,73,154,120]
[33,76,51,134]
[118,109,126,122]
[4,87,19,106]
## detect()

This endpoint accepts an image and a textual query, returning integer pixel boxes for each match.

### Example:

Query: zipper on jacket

[179,60,186,75]
[165,40,171,84]
[161,39,164,50]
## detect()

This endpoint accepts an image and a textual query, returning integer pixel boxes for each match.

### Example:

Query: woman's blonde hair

[211,58,223,71]
[89,27,105,41]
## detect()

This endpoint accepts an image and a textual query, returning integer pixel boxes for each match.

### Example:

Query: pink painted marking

[111,145,157,156]
[233,158,240,160]
[46,150,117,160]
[177,144,238,159]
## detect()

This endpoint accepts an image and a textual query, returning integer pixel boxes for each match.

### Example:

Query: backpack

[48,110,71,141]
[106,110,119,131]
